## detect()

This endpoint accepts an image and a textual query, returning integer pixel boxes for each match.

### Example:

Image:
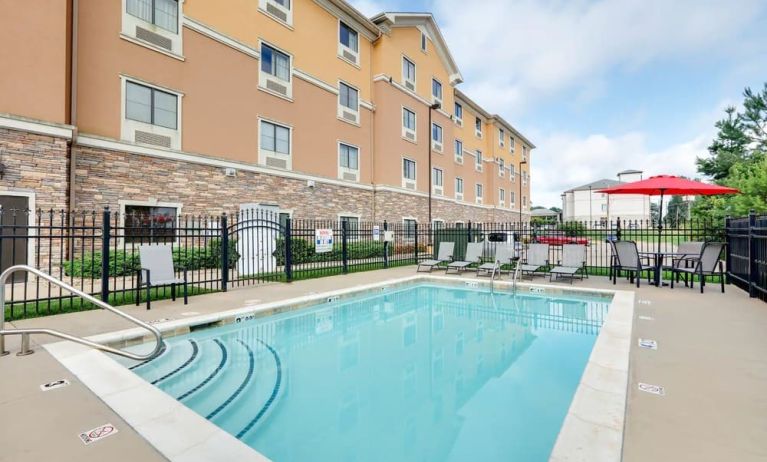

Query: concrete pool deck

[1,266,766,461]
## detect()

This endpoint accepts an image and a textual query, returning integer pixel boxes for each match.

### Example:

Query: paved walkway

[1,267,766,461]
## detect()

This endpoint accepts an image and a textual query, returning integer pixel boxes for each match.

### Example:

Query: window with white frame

[510,191,516,205]
[259,119,291,169]
[498,158,505,177]
[340,215,359,233]
[455,177,464,200]
[522,145,528,160]
[259,0,292,26]
[475,117,482,138]
[260,43,292,98]
[499,188,505,207]
[523,195,528,208]
[475,150,483,171]
[523,171,528,185]
[454,139,463,163]
[338,21,359,64]
[454,102,463,126]
[338,82,359,124]
[432,167,444,195]
[431,123,443,152]
[509,136,516,152]
[122,79,181,149]
[404,218,417,239]
[124,203,179,243]
[421,32,427,52]
[338,143,359,181]
[510,164,516,182]
[499,128,505,147]
[432,79,442,105]
[432,219,445,231]
[402,57,416,91]
[123,0,182,54]
[476,183,484,204]
[402,158,417,189]
[402,107,416,141]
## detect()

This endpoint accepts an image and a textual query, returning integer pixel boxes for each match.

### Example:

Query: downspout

[68,0,79,214]
[369,30,382,221]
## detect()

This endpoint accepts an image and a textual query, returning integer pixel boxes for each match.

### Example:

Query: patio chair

[417,242,455,272]
[137,244,188,310]
[446,242,483,274]
[477,245,514,277]
[667,241,704,281]
[611,240,654,288]
[518,243,550,278]
[670,242,725,293]
[549,244,588,284]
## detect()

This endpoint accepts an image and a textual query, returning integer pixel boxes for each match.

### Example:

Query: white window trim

[499,128,505,148]
[337,80,360,126]
[431,167,444,196]
[475,118,483,139]
[401,106,417,143]
[509,136,516,152]
[499,188,506,207]
[431,219,445,229]
[498,159,505,178]
[454,103,463,127]
[475,184,483,205]
[475,151,483,172]
[337,19,360,67]
[0,190,37,267]
[454,177,464,201]
[402,216,418,241]
[420,31,428,53]
[454,139,463,164]
[401,54,417,92]
[258,0,294,28]
[120,0,184,56]
[117,198,184,246]
[120,75,183,150]
[431,122,443,153]
[402,156,417,190]
[337,141,360,182]
[258,117,293,170]
[258,40,294,100]
[431,77,443,106]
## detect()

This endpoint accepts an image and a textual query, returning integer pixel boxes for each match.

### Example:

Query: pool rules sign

[315,228,334,253]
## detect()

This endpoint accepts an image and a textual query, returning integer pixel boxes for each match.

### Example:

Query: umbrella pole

[657,191,664,254]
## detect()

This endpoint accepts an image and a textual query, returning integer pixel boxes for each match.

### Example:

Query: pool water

[126,284,610,462]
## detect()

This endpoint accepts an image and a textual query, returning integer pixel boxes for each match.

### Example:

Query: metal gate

[225,207,287,287]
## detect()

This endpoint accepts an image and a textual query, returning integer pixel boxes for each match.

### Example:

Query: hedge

[64,239,240,277]
[274,238,426,265]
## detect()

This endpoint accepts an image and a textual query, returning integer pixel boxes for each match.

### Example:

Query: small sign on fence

[315,228,334,253]
[373,225,380,241]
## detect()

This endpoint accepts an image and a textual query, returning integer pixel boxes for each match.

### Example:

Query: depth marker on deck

[40,379,70,391]
[638,382,665,396]
[638,338,658,350]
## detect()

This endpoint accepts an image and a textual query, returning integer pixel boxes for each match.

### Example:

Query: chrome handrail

[489,259,501,293]
[511,258,522,293]
[0,265,163,360]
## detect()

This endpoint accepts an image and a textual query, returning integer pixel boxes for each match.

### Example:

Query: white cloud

[530,131,712,207]
[348,0,395,17]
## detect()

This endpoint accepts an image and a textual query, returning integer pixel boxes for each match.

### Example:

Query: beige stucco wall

[0,0,70,124]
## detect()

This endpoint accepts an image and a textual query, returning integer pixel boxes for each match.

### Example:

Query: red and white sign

[79,423,118,445]
[315,228,334,253]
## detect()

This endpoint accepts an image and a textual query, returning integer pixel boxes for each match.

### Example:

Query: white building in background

[561,170,651,224]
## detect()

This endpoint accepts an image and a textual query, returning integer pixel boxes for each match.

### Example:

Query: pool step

[154,339,227,399]
[132,340,198,385]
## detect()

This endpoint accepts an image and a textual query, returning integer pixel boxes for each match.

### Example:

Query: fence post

[724,215,731,285]
[342,219,349,274]
[467,221,472,243]
[100,206,111,303]
[414,222,419,264]
[284,217,293,282]
[748,210,757,298]
[616,217,622,241]
[221,213,229,292]
[383,220,389,269]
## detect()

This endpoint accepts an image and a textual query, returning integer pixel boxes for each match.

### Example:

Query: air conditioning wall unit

[224,167,237,177]
[404,80,415,91]
[403,179,416,190]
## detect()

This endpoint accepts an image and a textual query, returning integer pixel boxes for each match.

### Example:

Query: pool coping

[44,275,633,462]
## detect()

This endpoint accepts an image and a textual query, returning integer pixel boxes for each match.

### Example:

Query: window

[404,219,417,239]
[126,81,178,129]
[510,191,516,205]
[499,158,505,177]
[475,117,482,137]
[402,57,416,89]
[124,205,178,243]
[499,188,505,206]
[421,32,427,52]
[476,184,484,203]
[261,44,290,82]
[432,220,445,230]
[455,177,464,199]
[259,120,291,169]
[454,139,463,163]
[339,22,358,53]
[431,123,443,151]
[454,102,463,124]
[523,171,528,185]
[499,128,505,147]
[510,164,516,181]
[338,82,359,123]
[432,79,442,104]
[403,158,416,181]
[475,150,483,171]
[522,145,528,159]
[278,211,291,230]
[338,143,360,171]
[402,107,416,141]
[340,215,359,233]
[432,167,443,194]
[523,195,528,207]
[509,136,516,152]
[127,0,179,33]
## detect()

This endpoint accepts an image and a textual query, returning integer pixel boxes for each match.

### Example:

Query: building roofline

[564,179,623,193]
[454,89,536,149]
[371,12,463,85]
[318,0,382,39]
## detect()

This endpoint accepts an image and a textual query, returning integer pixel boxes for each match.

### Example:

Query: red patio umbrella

[597,175,739,252]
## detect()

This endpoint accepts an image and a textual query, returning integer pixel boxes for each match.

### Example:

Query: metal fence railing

[1,207,760,320]
[726,212,767,302]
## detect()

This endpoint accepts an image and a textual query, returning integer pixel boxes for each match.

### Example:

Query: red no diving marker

[79,423,119,445]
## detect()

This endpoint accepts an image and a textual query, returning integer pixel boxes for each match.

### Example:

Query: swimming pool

[124,283,611,462]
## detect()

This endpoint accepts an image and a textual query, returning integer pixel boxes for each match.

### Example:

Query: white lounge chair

[550,244,587,283]
[519,243,550,277]
[137,244,188,310]
[446,242,483,274]
[477,245,514,277]
[417,242,455,272]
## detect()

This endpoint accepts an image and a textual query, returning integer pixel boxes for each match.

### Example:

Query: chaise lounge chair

[417,242,455,272]
[446,242,483,274]
[518,243,550,278]
[477,245,514,277]
[549,244,587,283]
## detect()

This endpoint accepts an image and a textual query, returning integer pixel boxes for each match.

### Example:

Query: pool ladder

[0,265,164,360]
[489,260,501,293]
[511,259,522,293]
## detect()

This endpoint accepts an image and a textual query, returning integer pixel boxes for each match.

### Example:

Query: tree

[664,195,689,227]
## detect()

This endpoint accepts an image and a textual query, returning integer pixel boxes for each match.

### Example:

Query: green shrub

[559,222,586,237]
[274,237,402,265]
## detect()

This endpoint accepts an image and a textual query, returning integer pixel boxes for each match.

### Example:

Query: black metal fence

[726,212,767,302]
[0,208,744,321]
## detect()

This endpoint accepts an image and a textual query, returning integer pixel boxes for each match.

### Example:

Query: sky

[349,0,767,208]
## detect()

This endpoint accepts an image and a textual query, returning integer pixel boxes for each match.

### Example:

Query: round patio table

[639,251,699,287]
